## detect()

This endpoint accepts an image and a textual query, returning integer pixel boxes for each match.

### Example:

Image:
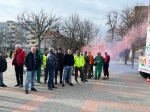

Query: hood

[17,48,23,53]
[106,55,110,57]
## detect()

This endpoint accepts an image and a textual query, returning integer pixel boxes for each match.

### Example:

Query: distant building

[132,6,149,26]
[0,21,45,52]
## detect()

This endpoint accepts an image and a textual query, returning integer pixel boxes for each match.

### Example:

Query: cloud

[0,0,148,33]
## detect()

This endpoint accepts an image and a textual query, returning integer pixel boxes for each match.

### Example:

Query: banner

[138,57,150,73]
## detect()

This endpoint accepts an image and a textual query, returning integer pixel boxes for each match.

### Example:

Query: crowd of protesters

[0,44,110,94]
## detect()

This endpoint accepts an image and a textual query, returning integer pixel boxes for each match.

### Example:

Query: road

[0,59,149,112]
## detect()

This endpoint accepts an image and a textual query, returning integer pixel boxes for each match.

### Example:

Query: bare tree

[61,13,80,52]
[17,9,60,49]
[105,11,118,47]
[60,13,100,52]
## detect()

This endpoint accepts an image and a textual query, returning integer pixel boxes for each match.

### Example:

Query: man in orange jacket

[87,52,94,79]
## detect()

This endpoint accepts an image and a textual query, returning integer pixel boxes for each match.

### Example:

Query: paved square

[0,59,150,112]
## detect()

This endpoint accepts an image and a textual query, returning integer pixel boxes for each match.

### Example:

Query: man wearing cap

[35,45,43,85]
[55,48,64,84]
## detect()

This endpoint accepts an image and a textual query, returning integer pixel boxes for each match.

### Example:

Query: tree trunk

[131,50,135,69]
[38,37,41,50]
[124,57,127,65]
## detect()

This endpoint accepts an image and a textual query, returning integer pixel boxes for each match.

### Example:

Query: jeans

[25,70,37,90]
[48,69,55,88]
[63,66,72,84]
[14,64,23,85]
[0,72,3,85]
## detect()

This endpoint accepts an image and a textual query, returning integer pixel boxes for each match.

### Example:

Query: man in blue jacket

[24,47,41,94]
[46,48,58,90]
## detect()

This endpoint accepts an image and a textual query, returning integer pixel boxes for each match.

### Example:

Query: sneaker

[37,82,42,85]
[69,83,74,86]
[84,80,88,82]
[25,90,28,94]
[14,84,20,87]
[48,87,53,90]
[102,77,107,80]
[52,86,58,89]
[62,84,64,87]
[20,84,23,88]
[106,77,109,79]
[35,79,37,82]
[0,84,7,87]
[31,88,37,91]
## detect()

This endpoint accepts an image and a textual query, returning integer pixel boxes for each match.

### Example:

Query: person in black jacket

[24,47,41,94]
[62,49,75,87]
[0,53,8,87]
[55,48,64,84]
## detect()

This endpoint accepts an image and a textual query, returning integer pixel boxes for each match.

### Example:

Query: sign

[145,43,150,57]
[138,57,150,73]
[146,27,150,43]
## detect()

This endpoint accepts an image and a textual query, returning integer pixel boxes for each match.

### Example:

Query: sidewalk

[0,60,150,112]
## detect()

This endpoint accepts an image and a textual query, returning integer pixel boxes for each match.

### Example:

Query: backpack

[106,56,110,64]
[0,57,7,72]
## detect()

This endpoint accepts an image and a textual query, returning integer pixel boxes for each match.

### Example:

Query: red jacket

[12,49,26,66]
[104,55,110,63]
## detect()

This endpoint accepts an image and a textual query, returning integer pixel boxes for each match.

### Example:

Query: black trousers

[75,67,84,81]
[44,68,49,82]
[55,67,63,82]
[103,64,109,77]
[14,64,23,85]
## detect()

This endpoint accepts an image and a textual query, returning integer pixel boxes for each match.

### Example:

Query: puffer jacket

[55,52,64,69]
[46,52,57,69]
[12,49,26,66]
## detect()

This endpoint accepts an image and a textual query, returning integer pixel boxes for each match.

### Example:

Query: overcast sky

[0,0,149,34]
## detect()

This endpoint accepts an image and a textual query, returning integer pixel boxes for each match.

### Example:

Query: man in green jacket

[74,50,85,83]
[35,45,43,85]
[94,52,104,79]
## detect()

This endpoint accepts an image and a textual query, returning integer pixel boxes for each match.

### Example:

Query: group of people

[0,44,110,94]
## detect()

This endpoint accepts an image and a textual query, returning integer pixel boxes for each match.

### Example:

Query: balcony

[30,44,35,47]
[10,26,16,28]
[30,40,36,42]
[31,31,35,33]
[30,35,37,37]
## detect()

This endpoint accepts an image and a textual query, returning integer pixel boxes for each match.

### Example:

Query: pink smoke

[81,23,147,59]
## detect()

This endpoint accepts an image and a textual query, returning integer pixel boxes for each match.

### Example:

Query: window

[3,33,5,35]
[3,28,5,31]
[143,14,147,17]
[144,18,147,21]
[31,42,34,44]
[7,24,10,26]
[3,24,5,26]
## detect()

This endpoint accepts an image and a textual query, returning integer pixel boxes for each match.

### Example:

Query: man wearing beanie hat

[55,48,64,84]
